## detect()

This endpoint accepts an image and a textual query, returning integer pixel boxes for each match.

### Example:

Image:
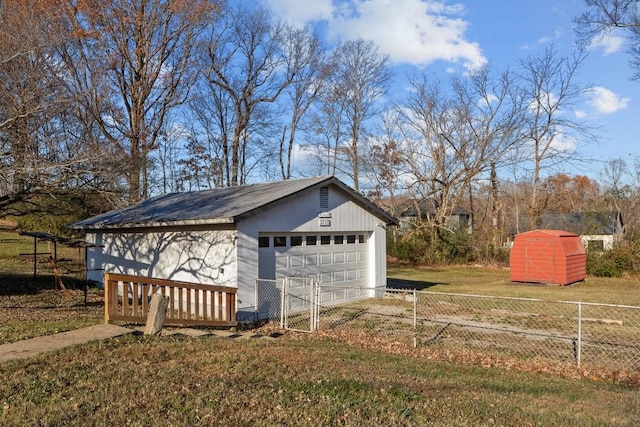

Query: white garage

[70,176,398,321]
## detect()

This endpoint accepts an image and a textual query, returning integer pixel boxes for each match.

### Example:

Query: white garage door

[258,233,369,286]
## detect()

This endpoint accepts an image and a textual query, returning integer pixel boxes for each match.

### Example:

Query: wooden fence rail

[104,273,237,327]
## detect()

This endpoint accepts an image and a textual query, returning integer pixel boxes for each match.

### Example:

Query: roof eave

[330,179,399,226]
[233,176,399,226]
[69,217,235,231]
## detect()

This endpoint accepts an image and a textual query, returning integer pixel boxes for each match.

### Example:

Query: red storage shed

[510,229,586,286]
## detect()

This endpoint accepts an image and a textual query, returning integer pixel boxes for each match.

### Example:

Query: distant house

[511,212,624,250]
[378,195,472,234]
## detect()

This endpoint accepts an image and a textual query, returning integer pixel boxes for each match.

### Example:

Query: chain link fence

[255,277,317,331]
[254,280,640,374]
[315,286,640,374]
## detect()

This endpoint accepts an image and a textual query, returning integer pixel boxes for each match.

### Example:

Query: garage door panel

[305,254,317,266]
[346,269,357,281]
[290,255,303,268]
[320,272,332,283]
[346,288,360,298]
[320,253,332,265]
[346,252,357,263]
[333,253,345,264]
[333,271,345,282]
[276,256,287,269]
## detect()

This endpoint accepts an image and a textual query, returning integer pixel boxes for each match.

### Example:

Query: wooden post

[104,273,112,323]
[32,236,37,282]
[144,293,170,335]
[49,256,72,298]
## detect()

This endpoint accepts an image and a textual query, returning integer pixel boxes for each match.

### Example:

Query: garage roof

[69,176,398,230]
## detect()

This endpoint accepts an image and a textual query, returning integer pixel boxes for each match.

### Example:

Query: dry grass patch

[0,288,103,344]
[0,231,102,344]
[0,334,638,426]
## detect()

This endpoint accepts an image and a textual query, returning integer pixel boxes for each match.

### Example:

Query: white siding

[86,229,237,288]
[236,183,388,318]
[581,234,614,251]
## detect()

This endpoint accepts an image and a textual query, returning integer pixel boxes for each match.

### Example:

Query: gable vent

[320,186,329,209]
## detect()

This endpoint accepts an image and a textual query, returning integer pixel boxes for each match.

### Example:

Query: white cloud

[574,109,586,119]
[526,91,559,114]
[265,0,486,71]
[589,32,625,55]
[479,93,498,107]
[588,86,630,114]
[549,132,577,153]
[537,29,563,45]
[262,0,333,25]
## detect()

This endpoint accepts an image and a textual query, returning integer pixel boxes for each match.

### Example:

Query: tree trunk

[490,162,502,254]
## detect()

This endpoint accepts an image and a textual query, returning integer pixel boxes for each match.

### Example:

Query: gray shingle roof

[377,195,471,217]
[514,212,623,236]
[69,176,398,230]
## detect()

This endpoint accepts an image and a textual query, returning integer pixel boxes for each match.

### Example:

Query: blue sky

[261,0,639,179]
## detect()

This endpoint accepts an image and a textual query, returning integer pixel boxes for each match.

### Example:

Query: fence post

[308,279,315,332]
[280,278,286,329]
[577,301,582,368]
[315,284,320,331]
[104,273,111,323]
[254,280,258,322]
[413,290,417,349]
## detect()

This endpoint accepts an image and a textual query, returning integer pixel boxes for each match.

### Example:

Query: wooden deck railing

[104,273,237,327]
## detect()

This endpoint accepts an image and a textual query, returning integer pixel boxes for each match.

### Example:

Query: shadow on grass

[0,271,88,296]
[386,278,446,291]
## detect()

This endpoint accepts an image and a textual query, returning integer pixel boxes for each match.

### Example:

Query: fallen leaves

[312,328,640,386]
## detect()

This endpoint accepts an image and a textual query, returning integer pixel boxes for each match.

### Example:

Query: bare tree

[449,67,523,251]
[58,0,219,202]
[189,81,233,188]
[328,40,393,191]
[398,66,522,252]
[600,158,630,211]
[0,0,101,214]
[398,75,468,243]
[599,158,640,242]
[516,45,594,226]
[152,119,189,194]
[361,110,406,206]
[277,26,329,180]
[304,83,349,177]
[575,0,640,80]
[197,4,298,186]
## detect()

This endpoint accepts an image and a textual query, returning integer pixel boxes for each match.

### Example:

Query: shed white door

[258,233,369,286]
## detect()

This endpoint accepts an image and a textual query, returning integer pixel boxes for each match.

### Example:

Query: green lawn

[388,265,640,306]
[0,231,83,260]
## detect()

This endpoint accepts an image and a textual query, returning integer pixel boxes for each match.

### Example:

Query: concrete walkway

[0,323,135,363]
[0,324,278,364]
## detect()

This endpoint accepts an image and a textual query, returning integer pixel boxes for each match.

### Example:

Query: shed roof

[516,229,579,238]
[69,176,398,230]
